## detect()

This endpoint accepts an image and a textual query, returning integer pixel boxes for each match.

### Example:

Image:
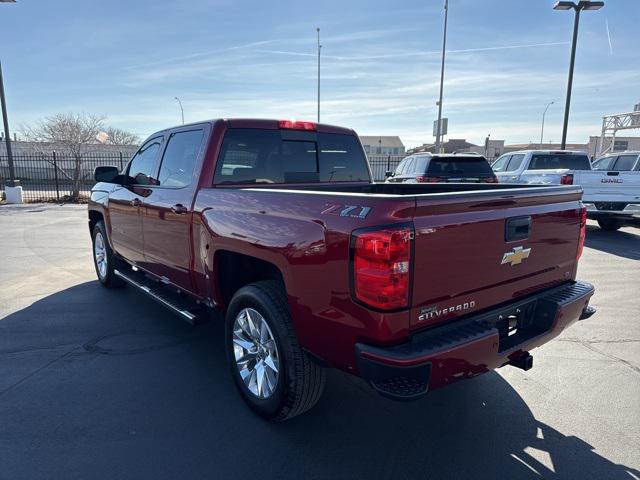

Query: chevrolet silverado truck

[89,119,595,421]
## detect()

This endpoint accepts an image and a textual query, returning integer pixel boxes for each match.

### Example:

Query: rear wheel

[597,219,621,231]
[92,221,125,288]
[225,280,325,421]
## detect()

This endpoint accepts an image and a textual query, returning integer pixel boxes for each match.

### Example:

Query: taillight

[482,176,499,183]
[417,176,444,183]
[561,174,574,185]
[577,206,587,260]
[278,120,317,131]
[352,226,412,310]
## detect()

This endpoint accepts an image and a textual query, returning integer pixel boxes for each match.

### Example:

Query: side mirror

[385,170,394,178]
[94,166,120,183]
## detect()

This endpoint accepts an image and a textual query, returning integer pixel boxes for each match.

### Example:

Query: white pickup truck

[492,150,592,186]
[577,151,640,231]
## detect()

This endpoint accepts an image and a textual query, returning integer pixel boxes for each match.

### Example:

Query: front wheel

[225,280,325,421]
[92,221,125,288]
[597,219,621,231]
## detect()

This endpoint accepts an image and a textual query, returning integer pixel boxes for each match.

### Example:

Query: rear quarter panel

[192,187,416,372]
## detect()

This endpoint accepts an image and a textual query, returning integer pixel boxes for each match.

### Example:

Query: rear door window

[427,156,494,178]
[506,154,525,171]
[158,129,204,187]
[214,128,370,184]
[414,156,429,174]
[403,158,416,175]
[528,154,591,170]
[612,155,639,171]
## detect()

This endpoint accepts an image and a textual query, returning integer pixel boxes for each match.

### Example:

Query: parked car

[576,151,640,230]
[492,150,591,185]
[385,153,497,183]
[89,119,595,421]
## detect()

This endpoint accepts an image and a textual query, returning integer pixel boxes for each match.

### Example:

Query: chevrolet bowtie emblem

[501,246,532,266]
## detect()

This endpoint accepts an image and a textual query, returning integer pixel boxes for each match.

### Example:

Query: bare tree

[105,127,139,146]
[24,113,137,200]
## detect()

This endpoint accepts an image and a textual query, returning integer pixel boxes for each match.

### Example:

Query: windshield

[528,154,591,170]
[427,156,494,177]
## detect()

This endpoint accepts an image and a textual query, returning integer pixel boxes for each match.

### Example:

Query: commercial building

[359,136,405,155]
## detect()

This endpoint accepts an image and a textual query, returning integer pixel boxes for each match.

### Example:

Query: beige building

[359,136,405,155]
[588,136,640,157]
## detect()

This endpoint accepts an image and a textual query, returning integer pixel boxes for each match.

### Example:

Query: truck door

[108,137,163,264]
[141,127,207,293]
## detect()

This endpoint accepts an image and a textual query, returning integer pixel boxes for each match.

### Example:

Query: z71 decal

[321,204,371,219]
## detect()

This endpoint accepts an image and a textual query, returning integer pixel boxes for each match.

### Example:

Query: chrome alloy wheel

[94,231,108,279]
[232,308,280,399]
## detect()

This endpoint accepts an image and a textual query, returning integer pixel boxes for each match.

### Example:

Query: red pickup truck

[89,118,595,421]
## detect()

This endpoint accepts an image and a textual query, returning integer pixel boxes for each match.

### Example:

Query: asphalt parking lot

[0,204,638,480]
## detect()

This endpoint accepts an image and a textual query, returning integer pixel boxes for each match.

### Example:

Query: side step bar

[114,268,206,325]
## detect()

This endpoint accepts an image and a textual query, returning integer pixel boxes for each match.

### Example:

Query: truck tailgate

[576,170,640,204]
[410,186,583,329]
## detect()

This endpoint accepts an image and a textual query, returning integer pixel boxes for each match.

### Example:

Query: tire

[92,221,125,288]
[225,280,325,421]
[597,219,621,231]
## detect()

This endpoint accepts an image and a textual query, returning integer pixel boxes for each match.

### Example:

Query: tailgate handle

[606,171,619,176]
[505,216,531,242]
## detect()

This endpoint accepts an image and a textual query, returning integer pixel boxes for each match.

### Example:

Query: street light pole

[540,101,554,148]
[316,27,321,123]
[0,61,17,186]
[174,96,184,125]
[554,1,604,149]
[434,0,448,154]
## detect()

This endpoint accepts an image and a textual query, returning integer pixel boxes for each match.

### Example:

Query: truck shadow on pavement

[0,281,637,480]
[585,224,640,260]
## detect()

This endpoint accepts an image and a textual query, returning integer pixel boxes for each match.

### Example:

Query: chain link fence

[1,152,128,203]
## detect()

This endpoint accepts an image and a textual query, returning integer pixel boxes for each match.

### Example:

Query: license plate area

[479,297,556,352]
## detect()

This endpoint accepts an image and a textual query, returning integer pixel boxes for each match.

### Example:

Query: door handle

[505,216,531,242]
[131,198,141,207]
[171,204,188,215]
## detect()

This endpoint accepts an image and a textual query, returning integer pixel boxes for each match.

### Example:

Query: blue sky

[2,0,639,147]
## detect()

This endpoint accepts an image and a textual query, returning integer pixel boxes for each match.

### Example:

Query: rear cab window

[427,156,494,178]
[528,153,591,170]
[214,129,371,184]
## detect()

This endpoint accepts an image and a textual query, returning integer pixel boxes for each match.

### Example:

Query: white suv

[492,150,591,185]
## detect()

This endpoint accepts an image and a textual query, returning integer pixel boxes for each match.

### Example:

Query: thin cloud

[257,41,569,61]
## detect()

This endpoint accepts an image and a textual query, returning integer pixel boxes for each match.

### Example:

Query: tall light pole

[316,27,321,123]
[434,0,448,153]
[174,96,184,125]
[0,61,16,186]
[553,1,604,149]
[1,0,18,187]
[540,101,554,148]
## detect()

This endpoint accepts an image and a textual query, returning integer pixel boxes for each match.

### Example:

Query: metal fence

[0,152,128,203]
[367,154,406,181]
[1,151,406,203]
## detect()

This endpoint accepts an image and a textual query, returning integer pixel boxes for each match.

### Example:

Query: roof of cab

[146,118,355,138]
